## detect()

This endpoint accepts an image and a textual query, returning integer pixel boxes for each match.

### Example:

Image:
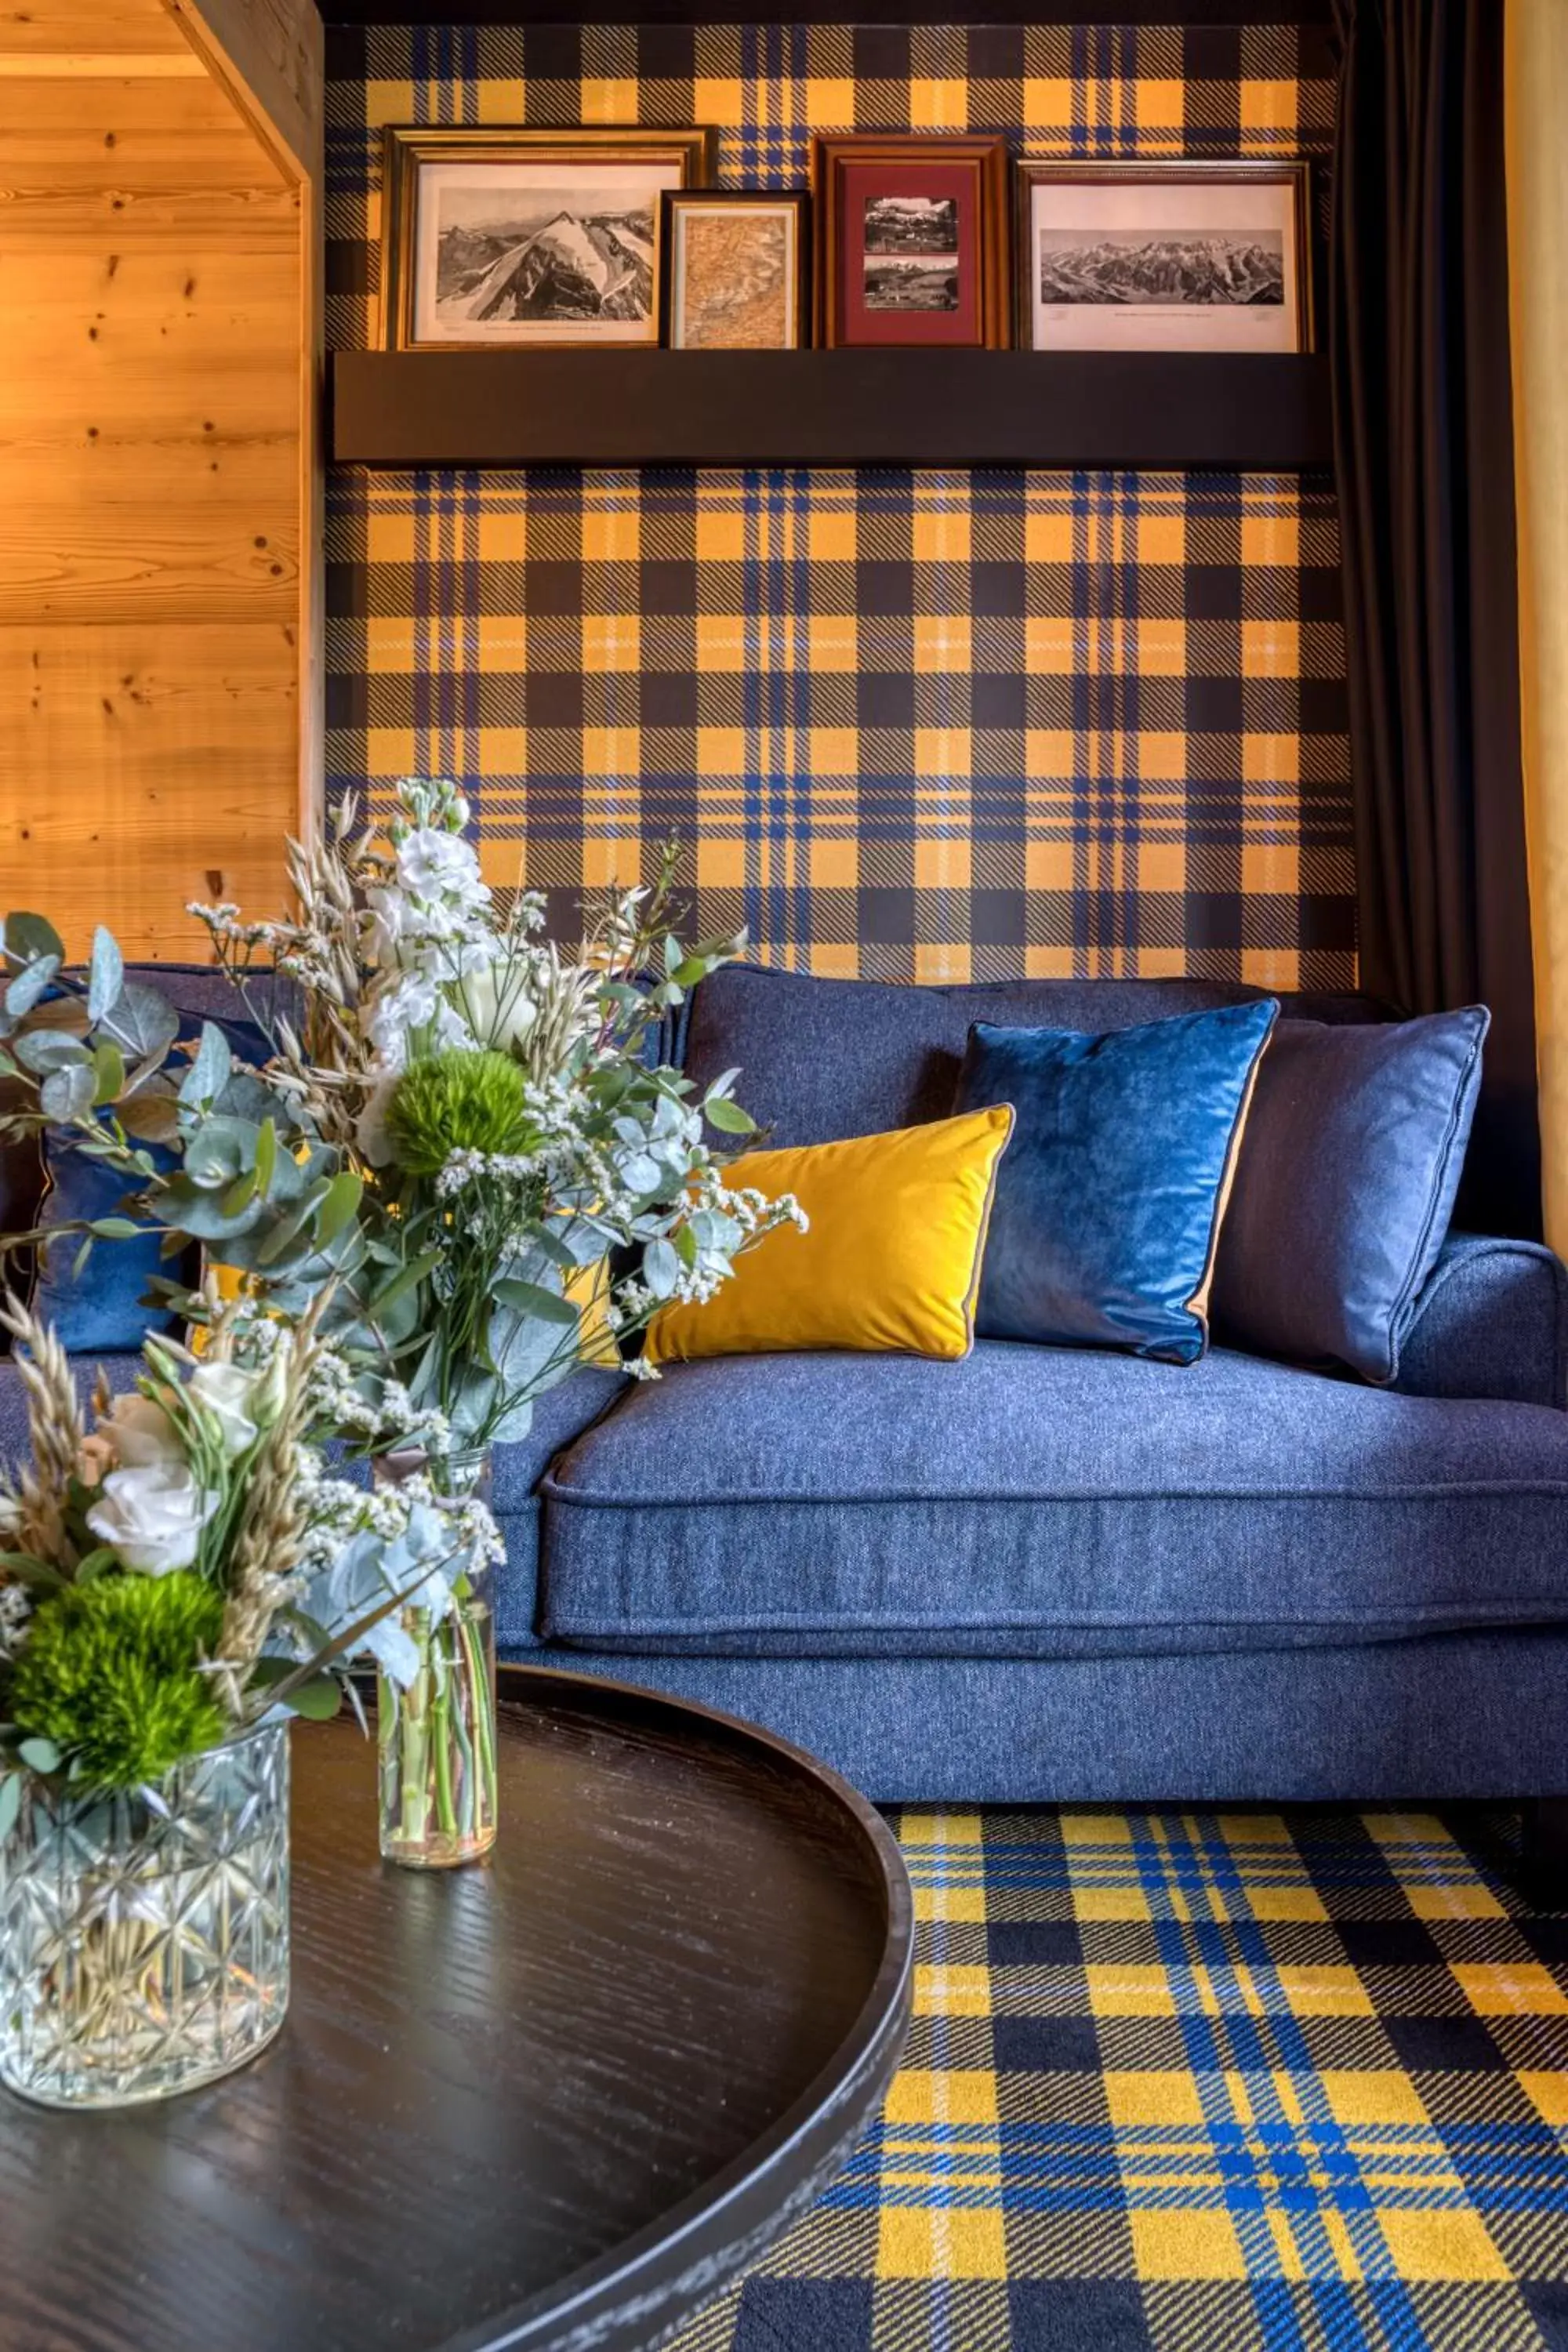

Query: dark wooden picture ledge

[330,350,1333,473]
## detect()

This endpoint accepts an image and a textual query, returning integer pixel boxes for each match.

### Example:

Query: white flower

[78,1393,181,1485]
[396,826,486,900]
[365,970,439,1065]
[187,1362,262,1457]
[458,959,538,1054]
[85,1462,219,1575]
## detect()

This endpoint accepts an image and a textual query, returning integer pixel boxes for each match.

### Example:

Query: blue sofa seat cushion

[539,1344,1568,1661]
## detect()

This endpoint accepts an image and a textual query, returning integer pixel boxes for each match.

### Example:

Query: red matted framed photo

[811,135,1010,350]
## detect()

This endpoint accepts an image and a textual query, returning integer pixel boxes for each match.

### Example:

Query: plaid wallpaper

[325,24,1356,989]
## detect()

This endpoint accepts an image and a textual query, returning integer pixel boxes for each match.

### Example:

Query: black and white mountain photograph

[415,167,683,339]
[862,252,960,311]
[863,194,960,256]
[1036,227,1286,307]
[434,190,656,326]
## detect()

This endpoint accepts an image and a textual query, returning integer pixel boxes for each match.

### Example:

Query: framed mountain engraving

[1015,161,1312,354]
[379,127,716,351]
[812,135,1010,350]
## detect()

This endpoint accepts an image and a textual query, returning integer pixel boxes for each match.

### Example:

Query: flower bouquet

[0,1294,495,2107]
[0,784,800,1865]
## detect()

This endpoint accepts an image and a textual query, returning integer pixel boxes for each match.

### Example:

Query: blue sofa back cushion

[1210,1007,1489,1385]
[953,1000,1279,1365]
[681,964,1382,1153]
[28,968,274,1354]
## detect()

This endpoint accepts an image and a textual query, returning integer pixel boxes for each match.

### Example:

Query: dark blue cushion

[31,973,272,1353]
[952,1001,1278,1364]
[1211,1008,1489,1384]
[538,1344,1568,1661]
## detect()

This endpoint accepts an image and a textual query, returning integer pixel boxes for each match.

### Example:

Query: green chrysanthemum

[10,1572,227,1791]
[387,1049,532,1176]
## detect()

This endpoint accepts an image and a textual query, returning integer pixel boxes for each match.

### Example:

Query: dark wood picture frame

[379,125,716,353]
[811,134,1010,350]
[1014,158,1314,355]
[659,189,811,350]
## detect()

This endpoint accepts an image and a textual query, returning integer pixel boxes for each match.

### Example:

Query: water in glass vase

[373,1448,499,1868]
[0,1717,290,2110]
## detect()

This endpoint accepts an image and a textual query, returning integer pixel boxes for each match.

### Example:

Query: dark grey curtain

[1330,0,1541,1236]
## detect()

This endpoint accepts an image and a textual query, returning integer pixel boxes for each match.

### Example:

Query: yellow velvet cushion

[644,1105,1014,1367]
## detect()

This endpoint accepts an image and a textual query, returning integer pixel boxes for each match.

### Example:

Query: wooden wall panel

[0,0,317,960]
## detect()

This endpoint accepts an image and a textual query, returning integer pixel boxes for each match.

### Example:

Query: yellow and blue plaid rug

[673,1806,1568,2350]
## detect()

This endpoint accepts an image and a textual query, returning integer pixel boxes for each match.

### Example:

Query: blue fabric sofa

[6,963,1568,1806]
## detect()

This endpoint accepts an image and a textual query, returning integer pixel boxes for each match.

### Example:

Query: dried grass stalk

[0,1291,85,1566]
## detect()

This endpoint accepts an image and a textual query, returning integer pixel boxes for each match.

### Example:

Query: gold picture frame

[659,191,811,350]
[379,125,717,352]
[1014,160,1313,354]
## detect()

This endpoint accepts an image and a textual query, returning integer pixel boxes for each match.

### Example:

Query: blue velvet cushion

[1210,1007,1489,1384]
[951,1000,1278,1364]
[31,984,271,1354]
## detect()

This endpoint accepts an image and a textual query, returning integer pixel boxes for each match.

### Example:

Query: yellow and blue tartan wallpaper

[325,24,1356,989]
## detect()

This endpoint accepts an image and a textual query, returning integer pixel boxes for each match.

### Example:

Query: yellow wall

[0,0,319,960]
[1508,0,1568,1256]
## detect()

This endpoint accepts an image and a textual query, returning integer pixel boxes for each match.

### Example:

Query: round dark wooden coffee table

[0,1664,913,2352]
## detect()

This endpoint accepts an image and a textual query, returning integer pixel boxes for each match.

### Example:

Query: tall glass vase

[373,1447,499,1870]
[0,1718,289,2110]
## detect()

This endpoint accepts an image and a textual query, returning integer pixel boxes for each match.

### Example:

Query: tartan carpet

[669,1807,1568,2351]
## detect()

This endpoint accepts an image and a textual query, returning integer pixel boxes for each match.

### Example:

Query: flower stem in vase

[378,1595,496,1870]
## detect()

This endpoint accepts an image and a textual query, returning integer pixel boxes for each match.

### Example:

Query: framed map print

[660,191,810,350]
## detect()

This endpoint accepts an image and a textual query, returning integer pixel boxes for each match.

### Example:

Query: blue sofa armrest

[491,1366,628,1651]
[1396,1232,1568,1408]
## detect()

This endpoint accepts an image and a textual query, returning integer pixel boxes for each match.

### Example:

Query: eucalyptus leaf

[183,1115,258,1187]
[220,1168,259,1218]
[2,912,64,967]
[254,1116,278,1196]
[178,1020,231,1110]
[314,1168,363,1249]
[117,1088,181,1146]
[17,1737,61,1776]
[642,1237,681,1298]
[5,955,60,1020]
[493,1276,579,1327]
[39,1062,96,1121]
[157,1171,266,1242]
[253,1176,335,1268]
[0,1771,20,1841]
[102,982,180,1066]
[705,1095,757,1135]
[92,1040,125,1105]
[280,1675,343,1722]
[365,1247,442,1323]
[89,1216,145,1240]
[13,1030,90,1076]
[87,926,125,1024]
[21,996,89,1036]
